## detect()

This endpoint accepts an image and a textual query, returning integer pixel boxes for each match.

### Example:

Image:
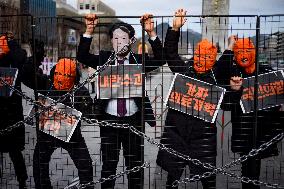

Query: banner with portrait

[28,94,82,142]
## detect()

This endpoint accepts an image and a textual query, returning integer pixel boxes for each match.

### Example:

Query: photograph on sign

[165,73,226,123]
[96,64,143,99]
[0,67,18,97]
[240,70,284,114]
[27,94,82,142]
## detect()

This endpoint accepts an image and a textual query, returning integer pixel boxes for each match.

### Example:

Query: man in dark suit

[77,14,165,189]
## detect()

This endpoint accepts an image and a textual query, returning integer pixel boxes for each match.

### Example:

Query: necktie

[117,59,127,117]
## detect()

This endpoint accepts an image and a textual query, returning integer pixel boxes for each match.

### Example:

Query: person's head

[233,38,255,74]
[0,35,10,58]
[53,58,76,91]
[193,39,217,74]
[109,22,135,56]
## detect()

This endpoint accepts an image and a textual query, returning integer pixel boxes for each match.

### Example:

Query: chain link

[0,38,136,135]
[1,52,284,188]
[2,77,284,188]
[78,162,150,189]
[172,132,284,188]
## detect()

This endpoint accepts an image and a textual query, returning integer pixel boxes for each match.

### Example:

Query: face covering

[111,28,130,56]
[53,58,76,90]
[0,35,10,58]
[193,39,217,74]
[233,38,256,74]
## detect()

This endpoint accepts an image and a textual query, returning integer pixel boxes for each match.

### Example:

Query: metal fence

[0,15,283,189]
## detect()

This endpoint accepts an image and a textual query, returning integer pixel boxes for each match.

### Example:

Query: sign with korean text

[240,70,284,113]
[97,64,143,99]
[28,94,82,142]
[0,67,18,96]
[165,73,226,123]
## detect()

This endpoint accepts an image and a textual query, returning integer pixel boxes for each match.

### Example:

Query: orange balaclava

[0,35,10,58]
[193,39,217,74]
[53,58,76,90]
[233,38,256,74]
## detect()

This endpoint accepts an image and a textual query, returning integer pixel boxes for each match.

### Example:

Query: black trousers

[165,156,216,189]
[157,110,217,189]
[241,155,261,189]
[100,112,144,189]
[33,128,93,189]
[7,150,28,183]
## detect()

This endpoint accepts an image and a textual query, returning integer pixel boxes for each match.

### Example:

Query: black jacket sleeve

[77,35,100,69]
[7,39,27,71]
[164,28,187,74]
[144,37,166,73]
[21,60,51,92]
[216,50,243,110]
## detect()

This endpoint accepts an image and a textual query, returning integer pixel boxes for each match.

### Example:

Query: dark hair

[109,22,135,39]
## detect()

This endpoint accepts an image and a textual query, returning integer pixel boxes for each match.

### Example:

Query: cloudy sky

[67,0,284,36]
[67,0,284,15]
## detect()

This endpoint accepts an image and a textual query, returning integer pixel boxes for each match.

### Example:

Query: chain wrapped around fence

[1,65,283,188]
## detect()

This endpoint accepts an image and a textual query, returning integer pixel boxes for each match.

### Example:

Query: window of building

[91,4,95,10]
[80,3,84,10]
[85,4,90,9]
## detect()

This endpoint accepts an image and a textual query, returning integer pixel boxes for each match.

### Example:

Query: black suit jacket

[77,36,165,127]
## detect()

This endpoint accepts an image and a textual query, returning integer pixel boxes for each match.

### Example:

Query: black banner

[166,73,226,123]
[0,67,18,96]
[240,70,284,113]
[97,64,143,99]
[28,94,82,142]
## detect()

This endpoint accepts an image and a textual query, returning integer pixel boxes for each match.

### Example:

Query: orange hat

[193,39,217,74]
[53,58,76,90]
[233,38,256,74]
[0,35,10,58]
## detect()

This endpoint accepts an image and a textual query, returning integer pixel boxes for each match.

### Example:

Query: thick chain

[1,78,284,188]
[174,170,284,188]
[1,53,284,188]
[0,38,136,135]
[172,132,284,188]
[82,117,284,188]
[79,162,150,189]
[0,77,82,135]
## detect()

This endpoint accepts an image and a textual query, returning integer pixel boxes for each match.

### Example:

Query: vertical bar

[253,16,260,148]
[141,18,146,186]
[31,15,40,186]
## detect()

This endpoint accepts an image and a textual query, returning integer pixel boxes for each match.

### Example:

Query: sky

[66,0,284,36]
[67,0,284,15]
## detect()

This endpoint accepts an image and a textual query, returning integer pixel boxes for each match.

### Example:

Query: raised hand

[140,13,156,37]
[85,14,98,35]
[228,35,237,51]
[230,76,243,91]
[173,9,187,31]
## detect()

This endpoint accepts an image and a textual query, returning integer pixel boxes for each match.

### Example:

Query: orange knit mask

[193,39,217,74]
[233,38,256,74]
[53,58,76,90]
[0,35,10,58]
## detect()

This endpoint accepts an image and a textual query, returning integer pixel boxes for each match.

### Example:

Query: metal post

[253,16,260,149]
[141,19,146,186]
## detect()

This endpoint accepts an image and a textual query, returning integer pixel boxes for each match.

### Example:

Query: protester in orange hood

[53,58,76,90]
[193,39,217,74]
[22,56,94,189]
[0,32,28,189]
[0,35,10,58]
[233,38,256,74]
